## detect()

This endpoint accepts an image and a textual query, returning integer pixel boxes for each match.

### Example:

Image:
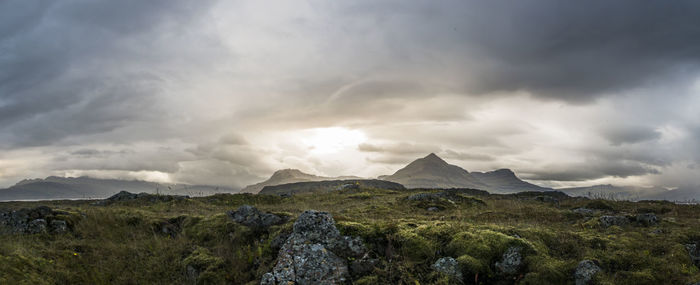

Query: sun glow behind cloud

[301,127,367,155]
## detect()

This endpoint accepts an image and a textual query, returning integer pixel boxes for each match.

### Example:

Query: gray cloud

[601,125,662,146]
[1,1,700,189]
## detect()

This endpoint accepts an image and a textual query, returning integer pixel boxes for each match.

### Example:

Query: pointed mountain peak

[422,153,446,163]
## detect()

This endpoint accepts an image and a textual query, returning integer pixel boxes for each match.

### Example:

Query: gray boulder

[262,210,367,285]
[599,215,629,228]
[0,206,70,234]
[686,242,700,267]
[574,260,601,285]
[495,246,523,275]
[636,213,658,227]
[432,257,463,283]
[27,219,47,234]
[227,205,287,230]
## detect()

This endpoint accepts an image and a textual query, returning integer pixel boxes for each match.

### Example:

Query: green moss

[3,187,700,284]
[183,246,226,285]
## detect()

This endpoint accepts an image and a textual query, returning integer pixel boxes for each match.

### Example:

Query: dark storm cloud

[328,0,700,102]
[600,125,662,146]
[0,0,216,148]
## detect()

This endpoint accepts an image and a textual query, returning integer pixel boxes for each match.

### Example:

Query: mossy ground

[1,189,700,284]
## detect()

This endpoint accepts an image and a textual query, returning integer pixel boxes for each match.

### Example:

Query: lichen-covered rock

[262,210,367,285]
[685,242,700,267]
[636,213,658,226]
[227,205,287,230]
[574,260,601,285]
[27,219,47,234]
[0,206,72,234]
[495,246,523,275]
[599,215,629,228]
[260,272,276,285]
[432,257,463,283]
[276,243,348,285]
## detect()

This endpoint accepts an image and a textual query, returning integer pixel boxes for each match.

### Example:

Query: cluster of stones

[432,255,601,284]
[226,205,288,231]
[572,207,660,228]
[0,206,69,234]
[253,209,372,285]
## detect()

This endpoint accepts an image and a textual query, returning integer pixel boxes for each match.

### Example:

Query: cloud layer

[1,0,699,189]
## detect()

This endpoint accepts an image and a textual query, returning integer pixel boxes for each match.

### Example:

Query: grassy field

[1,188,700,284]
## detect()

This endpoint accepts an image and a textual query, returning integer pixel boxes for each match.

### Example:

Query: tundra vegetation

[1,187,700,285]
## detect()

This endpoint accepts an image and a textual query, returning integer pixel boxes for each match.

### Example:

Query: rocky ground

[1,187,700,284]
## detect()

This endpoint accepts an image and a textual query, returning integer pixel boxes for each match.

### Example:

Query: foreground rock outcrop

[432,257,463,283]
[574,260,601,285]
[227,205,288,230]
[261,210,369,285]
[0,206,71,234]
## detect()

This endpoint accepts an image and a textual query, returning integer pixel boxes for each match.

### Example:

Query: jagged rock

[495,246,523,275]
[227,205,287,230]
[685,242,700,267]
[432,257,463,283]
[260,273,276,285]
[599,215,629,228]
[261,210,367,285]
[0,206,71,234]
[574,260,601,285]
[27,219,47,234]
[331,235,367,258]
[636,213,658,226]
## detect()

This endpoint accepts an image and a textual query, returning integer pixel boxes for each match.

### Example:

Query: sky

[1,0,700,190]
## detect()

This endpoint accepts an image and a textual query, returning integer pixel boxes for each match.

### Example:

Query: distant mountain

[259,179,405,196]
[471,169,552,193]
[380,153,551,193]
[558,184,668,201]
[644,186,700,202]
[0,176,237,201]
[240,169,361,194]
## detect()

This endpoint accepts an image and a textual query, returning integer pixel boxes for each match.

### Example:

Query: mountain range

[0,176,236,201]
[379,153,551,193]
[2,153,696,201]
[245,153,552,194]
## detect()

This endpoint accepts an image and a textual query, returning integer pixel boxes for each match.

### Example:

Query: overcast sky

[1,0,700,189]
